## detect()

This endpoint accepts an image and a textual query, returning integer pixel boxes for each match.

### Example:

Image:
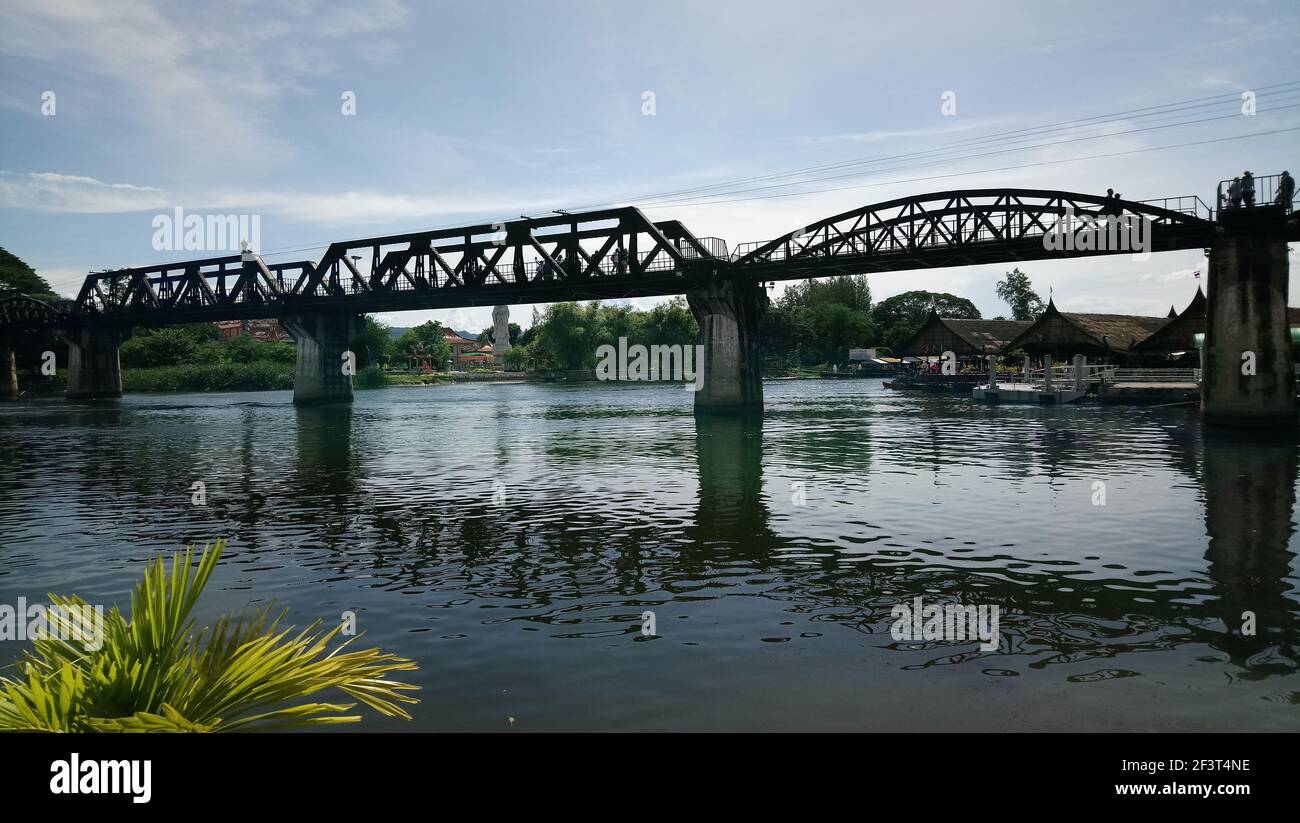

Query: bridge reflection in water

[0,383,1296,729]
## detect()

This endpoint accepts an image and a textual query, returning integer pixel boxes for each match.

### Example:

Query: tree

[995,268,1045,321]
[782,275,872,313]
[477,322,522,346]
[514,299,699,372]
[351,315,391,368]
[502,346,529,371]
[637,297,697,347]
[759,275,875,367]
[0,247,57,298]
[389,320,452,368]
[222,334,294,365]
[529,302,596,370]
[120,324,220,368]
[871,290,980,350]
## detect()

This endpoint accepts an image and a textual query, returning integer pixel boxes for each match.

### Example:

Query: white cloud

[0,171,168,213]
[0,0,410,167]
[213,190,562,227]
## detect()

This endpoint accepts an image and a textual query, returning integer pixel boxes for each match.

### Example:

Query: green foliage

[476,322,522,346]
[384,372,447,385]
[0,247,57,298]
[995,268,1045,321]
[782,275,872,313]
[354,364,389,389]
[352,316,391,368]
[389,320,452,366]
[524,298,698,371]
[871,290,981,350]
[120,323,284,391]
[0,539,418,732]
[531,303,598,370]
[502,346,529,371]
[121,325,221,368]
[122,361,294,393]
[221,334,294,365]
[639,298,698,346]
[760,275,876,366]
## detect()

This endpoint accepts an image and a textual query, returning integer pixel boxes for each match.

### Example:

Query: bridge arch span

[0,293,72,331]
[731,188,1216,276]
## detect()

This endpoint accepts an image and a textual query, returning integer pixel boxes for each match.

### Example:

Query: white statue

[492,305,512,364]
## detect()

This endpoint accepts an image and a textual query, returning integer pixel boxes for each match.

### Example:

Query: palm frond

[0,539,420,732]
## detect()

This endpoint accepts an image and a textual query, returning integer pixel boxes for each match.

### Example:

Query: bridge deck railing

[142,249,701,304]
[1215,172,1296,214]
[1005,365,1201,387]
[1103,368,1201,384]
[1136,195,1213,220]
[310,252,690,295]
[682,237,729,260]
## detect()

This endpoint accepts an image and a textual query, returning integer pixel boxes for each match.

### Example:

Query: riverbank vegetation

[508,275,997,374]
[120,317,411,393]
[508,298,697,371]
[0,539,418,732]
[121,324,297,392]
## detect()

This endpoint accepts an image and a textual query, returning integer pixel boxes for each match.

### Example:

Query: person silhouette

[1276,170,1294,212]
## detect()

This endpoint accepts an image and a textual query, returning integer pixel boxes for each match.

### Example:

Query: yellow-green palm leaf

[0,539,419,732]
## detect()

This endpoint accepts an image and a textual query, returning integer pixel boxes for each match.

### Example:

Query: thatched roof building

[1132,287,1205,354]
[897,311,1031,356]
[1003,300,1169,358]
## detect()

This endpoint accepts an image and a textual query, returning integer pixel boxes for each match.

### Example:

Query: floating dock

[972,382,1087,404]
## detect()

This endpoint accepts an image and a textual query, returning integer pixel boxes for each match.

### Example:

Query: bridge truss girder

[730,188,1216,279]
[65,207,723,326]
[7,187,1243,332]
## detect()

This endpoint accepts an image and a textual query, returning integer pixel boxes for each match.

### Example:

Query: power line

[36,81,1300,289]
[639,125,1300,213]
[254,81,1300,259]
[567,82,1300,209]
[614,103,1300,211]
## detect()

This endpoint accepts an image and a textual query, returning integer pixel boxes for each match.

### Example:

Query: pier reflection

[1201,430,1298,673]
[686,413,776,560]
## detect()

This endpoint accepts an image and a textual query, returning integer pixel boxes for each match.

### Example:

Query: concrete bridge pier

[62,325,129,401]
[687,277,768,413]
[1202,206,1295,427]
[1,337,18,400]
[283,312,359,405]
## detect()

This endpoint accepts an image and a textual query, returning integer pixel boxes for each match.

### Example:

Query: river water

[1,379,1297,731]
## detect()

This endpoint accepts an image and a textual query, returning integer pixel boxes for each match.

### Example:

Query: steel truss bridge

[0,189,1228,332]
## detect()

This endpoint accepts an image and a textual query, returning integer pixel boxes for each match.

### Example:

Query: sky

[1,0,1298,333]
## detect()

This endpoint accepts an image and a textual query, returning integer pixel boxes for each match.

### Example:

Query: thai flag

[1193,270,1201,279]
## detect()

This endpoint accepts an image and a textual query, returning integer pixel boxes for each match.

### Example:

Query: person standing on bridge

[1241,171,1255,207]
[1276,170,1294,212]
[613,246,628,275]
[1228,176,1242,209]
